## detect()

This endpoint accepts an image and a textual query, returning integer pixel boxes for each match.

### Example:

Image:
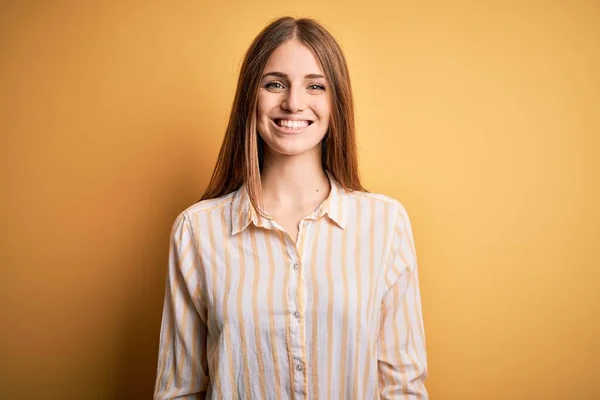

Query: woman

[154,16,428,400]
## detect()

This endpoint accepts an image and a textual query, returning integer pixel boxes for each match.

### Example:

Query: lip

[270,118,314,134]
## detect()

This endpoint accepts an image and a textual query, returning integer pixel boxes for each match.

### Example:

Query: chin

[265,140,323,158]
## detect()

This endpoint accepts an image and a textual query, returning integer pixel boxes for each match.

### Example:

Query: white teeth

[276,119,310,129]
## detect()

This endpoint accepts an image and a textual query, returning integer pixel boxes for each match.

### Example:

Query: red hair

[200,16,366,214]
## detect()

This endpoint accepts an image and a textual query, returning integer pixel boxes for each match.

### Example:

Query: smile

[272,118,314,130]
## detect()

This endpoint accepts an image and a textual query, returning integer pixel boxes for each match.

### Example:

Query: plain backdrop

[1,1,598,399]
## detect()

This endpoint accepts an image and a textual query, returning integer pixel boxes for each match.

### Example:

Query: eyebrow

[261,71,325,80]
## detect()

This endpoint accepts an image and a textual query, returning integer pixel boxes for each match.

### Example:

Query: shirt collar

[230,170,349,236]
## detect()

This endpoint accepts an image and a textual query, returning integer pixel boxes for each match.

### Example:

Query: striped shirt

[153,172,428,399]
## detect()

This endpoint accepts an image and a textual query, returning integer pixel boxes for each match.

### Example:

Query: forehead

[263,39,324,76]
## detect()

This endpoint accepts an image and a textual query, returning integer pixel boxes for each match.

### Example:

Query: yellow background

[1,1,598,399]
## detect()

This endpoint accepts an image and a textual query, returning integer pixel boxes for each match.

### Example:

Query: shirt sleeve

[377,203,428,399]
[154,212,210,400]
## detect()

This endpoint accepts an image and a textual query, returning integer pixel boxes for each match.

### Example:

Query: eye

[308,84,326,91]
[265,81,285,90]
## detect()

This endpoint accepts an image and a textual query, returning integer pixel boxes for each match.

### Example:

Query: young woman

[154,16,428,400]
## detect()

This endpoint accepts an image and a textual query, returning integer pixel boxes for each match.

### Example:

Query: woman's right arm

[153,212,210,400]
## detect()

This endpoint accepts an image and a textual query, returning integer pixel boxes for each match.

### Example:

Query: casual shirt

[153,172,428,399]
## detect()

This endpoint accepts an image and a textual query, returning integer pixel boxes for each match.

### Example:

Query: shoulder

[171,191,237,230]
[346,189,412,225]
[184,192,236,218]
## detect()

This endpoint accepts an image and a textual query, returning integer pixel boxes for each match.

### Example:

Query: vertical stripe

[155,293,173,394]
[165,231,194,392]
[194,314,206,391]
[397,224,425,381]
[352,200,363,399]
[250,227,268,399]
[207,211,217,321]
[277,229,295,400]
[295,216,310,398]
[338,220,349,398]
[392,281,409,399]
[402,286,422,399]
[203,212,218,394]
[378,201,393,392]
[378,303,389,392]
[403,221,427,349]
[296,228,308,396]
[310,219,323,399]
[325,221,334,399]
[236,211,252,399]
[157,226,191,390]
[186,213,206,392]
[219,206,235,397]
[362,199,377,400]
[265,231,283,400]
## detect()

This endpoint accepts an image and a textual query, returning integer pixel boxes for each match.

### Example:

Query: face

[256,39,331,158]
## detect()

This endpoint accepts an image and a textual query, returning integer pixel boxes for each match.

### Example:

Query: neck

[260,148,330,212]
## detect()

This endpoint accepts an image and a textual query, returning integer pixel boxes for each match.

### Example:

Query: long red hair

[200,16,366,215]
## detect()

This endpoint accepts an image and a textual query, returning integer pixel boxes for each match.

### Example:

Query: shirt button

[293,311,301,318]
[296,364,303,371]
[303,221,309,227]
[293,263,298,270]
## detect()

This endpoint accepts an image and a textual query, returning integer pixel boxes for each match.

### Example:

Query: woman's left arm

[377,203,428,399]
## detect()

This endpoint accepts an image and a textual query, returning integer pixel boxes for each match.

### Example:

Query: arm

[377,203,428,399]
[154,212,210,400]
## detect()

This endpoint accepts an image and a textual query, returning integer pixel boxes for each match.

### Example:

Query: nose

[281,86,306,112]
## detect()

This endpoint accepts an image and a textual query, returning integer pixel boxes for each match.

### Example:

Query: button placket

[287,235,307,396]
[287,247,305,395]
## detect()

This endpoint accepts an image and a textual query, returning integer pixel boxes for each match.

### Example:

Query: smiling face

[256,39,331,158]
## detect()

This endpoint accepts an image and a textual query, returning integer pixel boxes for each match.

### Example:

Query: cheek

[317,99,332,122]
[257,92,279,118]
[256,100,267,119]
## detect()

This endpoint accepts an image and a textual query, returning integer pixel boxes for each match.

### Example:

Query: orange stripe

[403,222,427,344]
[352,201,362,399]
[325,221,334,399]
[295,216,310,397]
[402,288,422,399]
[338,220,349,398]
[195,316,207,391]
[166,296,188,393]
[195,213,217,394]
[413,273,426,354]
[219,207,234,397]
[310,220,322,399]
[378,302,390,392]
[249,227,268,399]
[207,211,217,312]
[295,218,309,396]
[155,300,173,395]
[378,203,393,393]
[397,243,424,389]
[155,218,186,392]
[362,199,377,399]
[277,229,295,400]
[296,229,308,396]
[393,281,409,399]
[165,227,194,393]
[189,313,202,392]
[403,226,427,392]
[265,230,283,400]
[391,211,422,395]
[236,212,252,399]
